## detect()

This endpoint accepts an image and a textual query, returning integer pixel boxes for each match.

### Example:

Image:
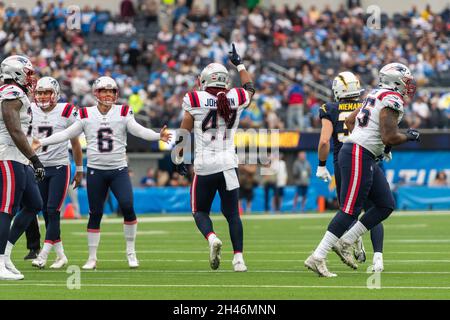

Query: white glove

[383,152,393,162]
[316,166,332,182]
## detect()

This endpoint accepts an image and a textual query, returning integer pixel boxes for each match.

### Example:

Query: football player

[0,55,44,280]
[305,63,419,277]
[29,77,83,269]
[32,76,171,269]
[173,44,255,272]
[316,71,385,272]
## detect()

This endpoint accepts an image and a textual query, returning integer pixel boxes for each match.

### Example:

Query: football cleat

[304,254,337,277]
[333,239,358,270]
[0,266,24,280]
[209,238,222,270]
[24,249,40,260]
[354,237,367,263]
[5,257,22,275]
[82,259,97,270]
[232,260,247,272]
[31,256,47,269]
[49,256,68,269]
[372,253,384,272]
[127,252,139,269]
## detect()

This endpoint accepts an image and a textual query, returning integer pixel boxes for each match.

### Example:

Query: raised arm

[126,117,170,142]
[228,43,255,102]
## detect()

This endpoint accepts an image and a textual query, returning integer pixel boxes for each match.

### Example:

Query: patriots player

[174,44,255,272]
[305,63,419,277]
[28,77,83,269]
[33,76,171,270]
[0,55,44,280]
[317,71,385,272]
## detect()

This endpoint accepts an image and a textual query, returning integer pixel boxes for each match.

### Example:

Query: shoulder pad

[235,88,247,106]
[120,104,130,116]
[0,85,25,100]
[61,103,75,118]
[186,91,201,108]
[79,107,89,119]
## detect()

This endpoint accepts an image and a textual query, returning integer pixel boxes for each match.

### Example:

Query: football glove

[29,155,45,182]
[382,145,393,162]
[228,43,242,67]
[405,128,420,142]
[316,166,332,182]
[175,163,188,176]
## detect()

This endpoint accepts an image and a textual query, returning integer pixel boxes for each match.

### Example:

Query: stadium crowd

[0,0,448,132]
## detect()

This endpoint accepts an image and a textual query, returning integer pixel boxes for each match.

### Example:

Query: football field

[1,211,450,300]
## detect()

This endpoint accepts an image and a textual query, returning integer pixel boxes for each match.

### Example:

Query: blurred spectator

[273,154,288,212]
[430,171,449,187]
[140,168,156,187]
[285,81,305,129]
[120,0,136,20]
[238,164,257,214]
[261,160,277,212]
[292,151,311,212]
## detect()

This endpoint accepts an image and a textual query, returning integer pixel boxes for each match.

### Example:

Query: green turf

[1,211,450,299]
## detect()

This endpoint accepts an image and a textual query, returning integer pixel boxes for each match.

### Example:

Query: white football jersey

[77,104,132,170]
[347,88,405,157]
[183,88,250,175]
[32,102,77,167]
[0,84,32,165]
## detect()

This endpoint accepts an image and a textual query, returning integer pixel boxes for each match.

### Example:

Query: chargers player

[173,44,255,272]
[305,63,419,277]
[316,71,385,272]
[29,77,83,269]
[32,76,171,270]
[0,55,44,280]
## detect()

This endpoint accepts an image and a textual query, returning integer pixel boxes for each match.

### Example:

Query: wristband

[76,166,84,173]
[237,64,246,72]
[319,160,326,166]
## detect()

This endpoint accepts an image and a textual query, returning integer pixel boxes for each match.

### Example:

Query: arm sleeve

[41,121,83,146]
[319,104,332,121]
[126,117,160,141]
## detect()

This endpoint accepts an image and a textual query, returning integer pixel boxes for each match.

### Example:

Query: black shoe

[24,249,40,260]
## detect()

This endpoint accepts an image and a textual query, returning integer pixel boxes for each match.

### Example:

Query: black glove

[384,145,392,153]
[175,163,188,176]
[29,155,45,182]
[228,43,242,66]
[405,128,420,142]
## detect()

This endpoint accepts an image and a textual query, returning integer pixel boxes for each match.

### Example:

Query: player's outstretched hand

[160,125,172,143]
[316,166,332,182]
[228,43,242,67]
[32,137,42,151]
[406,128,420,142]
[72,172,83,189]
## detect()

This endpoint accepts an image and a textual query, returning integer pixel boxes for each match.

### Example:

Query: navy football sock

[225,214,243,253]
[370,223,384,253]
[327,210,357,238]
[193,211,214,238]
[359,207,393,231]
[0,213,12,254]
[9,209,37,245]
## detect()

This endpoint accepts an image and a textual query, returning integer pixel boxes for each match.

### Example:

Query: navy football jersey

[319,101,362,161]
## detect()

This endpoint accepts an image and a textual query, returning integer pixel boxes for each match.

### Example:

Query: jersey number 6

[97,128,113,152]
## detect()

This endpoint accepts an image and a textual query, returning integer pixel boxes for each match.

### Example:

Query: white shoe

[232,260,247,272]
[127,252,139,269]
[372,253,384,272]
[82,259,97,270]
[304,254,337,277]
[5,257,22,275]
[354,237,366,263]
[209,238,222,270]
[32,256,47,269]
[333,239,358,270]
[0,266,24,280]
[50,256,68,269]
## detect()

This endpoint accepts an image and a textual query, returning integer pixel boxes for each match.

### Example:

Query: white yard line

[1,282,450,290]
[56,210,450,225]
